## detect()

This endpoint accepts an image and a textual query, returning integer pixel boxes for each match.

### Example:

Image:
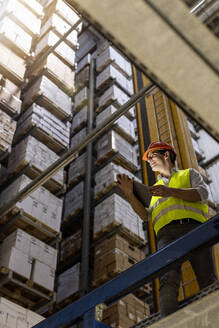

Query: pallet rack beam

[66,0,219,142]
[0,82,154,219]
[32,213,219,328]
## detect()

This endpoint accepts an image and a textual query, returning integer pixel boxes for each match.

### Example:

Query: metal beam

[66,0,219,142]
[32,213,219,328]
[0,82,154,219]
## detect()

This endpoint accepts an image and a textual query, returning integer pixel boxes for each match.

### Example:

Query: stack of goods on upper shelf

[0,296,44,328]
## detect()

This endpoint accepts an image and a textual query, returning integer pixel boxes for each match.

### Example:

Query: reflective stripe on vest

[150,169,209,235]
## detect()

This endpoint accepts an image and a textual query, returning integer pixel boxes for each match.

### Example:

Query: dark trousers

[157,220,217,317]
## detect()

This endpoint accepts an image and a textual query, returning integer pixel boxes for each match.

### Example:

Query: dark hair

[156,150,176,165]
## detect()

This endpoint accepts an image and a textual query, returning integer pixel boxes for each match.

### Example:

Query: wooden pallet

[55,292,79,310]
[0,267,53,310]
[95,151,137,173]
[0,209,61,244]
[63,206,83,223]
[11,161,63,194]
[93,221,121,240]
[94,182,116,200]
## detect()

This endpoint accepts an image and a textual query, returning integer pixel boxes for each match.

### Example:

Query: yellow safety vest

[150,169,209,235]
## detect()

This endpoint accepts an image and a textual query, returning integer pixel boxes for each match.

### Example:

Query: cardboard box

[96,106,136,142]
[57,263,80,303]
[94,194,145,241]
[60,231,81,262]
[0,175,63,232]
[68,153,86,185]
[64,181,84,219]
[32,260,55,291]
[74,87,89,111]
[3,0,41,35]
[7,135,64,185]
[98,84,135,118]
[0,247,32,279]
[0,43,26,80]
[0,86,22,114]
[96,130,138,168]
[96,45,132,78]
[71,106,87,133]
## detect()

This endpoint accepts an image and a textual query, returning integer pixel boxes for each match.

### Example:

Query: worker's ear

[164,151,169,160]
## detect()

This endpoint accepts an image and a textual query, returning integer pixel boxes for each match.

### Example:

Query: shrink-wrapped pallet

[60,230,81,262]
[32,260,55,291]
[32,53,75,91]
[76,30,97,62]
[98,84,135,118]
[45,0,80,26]
[95,162,139,198]
[0,297,44,328]
[0,17,32,54]
[71,106,87,133]
[68,153,86,185]
[96,105,136,143]
[1,229,57,269]
[96,130,138,168]
[96,64,133,94]
[96,45,132,78]
[74,87,89,111]
[2,0,41,35]
[22,75,72,118]
[35,30,76,66]
[15,103,70,149]
[0,110,16,151]
[94,194,145,240]
[0,175,63,232]
[0,86,22,114]
[0,43,26,80]
[76,54,91,73]
[70,128,87,148]
[64,181,84,219]
[57,263,80,303]
[7,135,64,186]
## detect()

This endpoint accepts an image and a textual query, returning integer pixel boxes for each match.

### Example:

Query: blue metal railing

[33,213,219,328]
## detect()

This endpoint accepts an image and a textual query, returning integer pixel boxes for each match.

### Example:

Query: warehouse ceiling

[66,0,219,143]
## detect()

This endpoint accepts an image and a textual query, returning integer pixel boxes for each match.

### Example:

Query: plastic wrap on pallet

[0,43,26,80]
[64,181,84,219]
[103,294,149,328]
[76,54,91,73]
[98,84,135,118]
[1,229,57,269]
[96,130,138,168]
[68,153,86,185]
[74,87,89,111]
[94,193,145,240]
[96,105,136,142]
[35,30,76,66]
[0,86,22,114]
[57,263,80,304]
[70,128,87,148]
[46,0,80,26]
[7,135,64,185]
[15,103,70,147]
[40,13,79,43]
[77,30,97,61]
[96,45,132,78]
[0,77,21,98]
[96,64,134,94]
[22,75,72,116]
[0,110,16,150]
[33,53,75,90]
[0,17,32,54]
[71,106,87,134]
[95,162,139,197]
[3,0,41,35]
[0,297,44,328]
[60,230,81,262]
[0,175,63,232]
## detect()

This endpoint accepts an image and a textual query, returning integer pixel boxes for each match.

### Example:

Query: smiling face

[146,150,167,172]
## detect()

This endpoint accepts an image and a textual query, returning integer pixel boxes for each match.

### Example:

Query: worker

[116,141,216,317]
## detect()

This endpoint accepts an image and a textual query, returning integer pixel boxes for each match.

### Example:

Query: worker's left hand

[149,185,173,197]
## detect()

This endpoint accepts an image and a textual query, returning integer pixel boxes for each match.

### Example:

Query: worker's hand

[116,174,134,198]
[149,185,173,197]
